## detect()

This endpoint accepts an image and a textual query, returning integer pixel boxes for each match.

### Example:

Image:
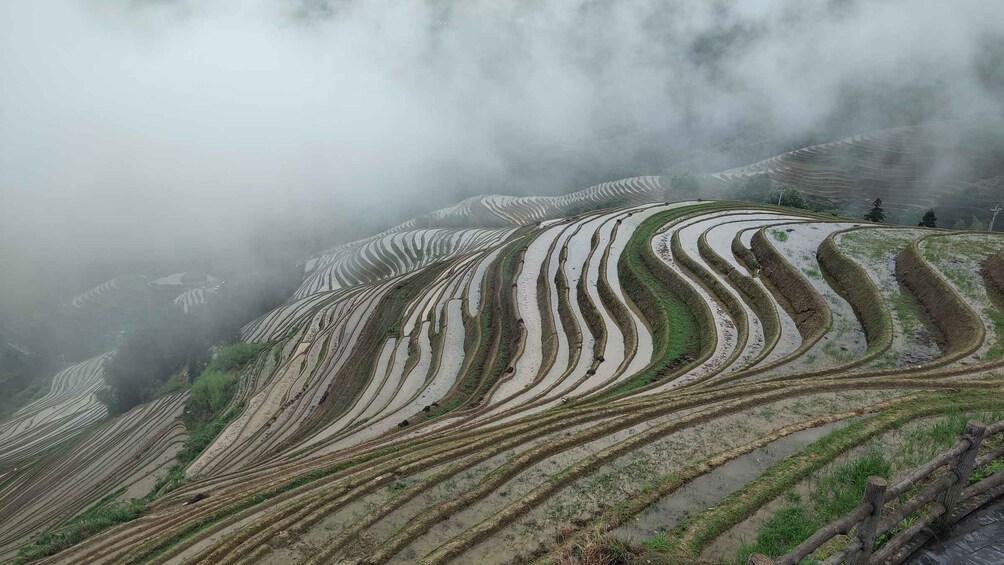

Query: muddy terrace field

[2,126,1004,565]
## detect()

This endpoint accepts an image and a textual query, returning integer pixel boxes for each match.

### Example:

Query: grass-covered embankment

[155,342,266,492]
[635,390,1004,562]
[595,203,727,398]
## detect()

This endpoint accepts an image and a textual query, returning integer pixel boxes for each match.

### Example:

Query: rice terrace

[2,2,1004,565]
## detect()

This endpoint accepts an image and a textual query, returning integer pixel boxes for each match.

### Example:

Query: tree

[864,198,886,223]
[776,185,807,209]
[918,208,937,228]
[667,171,700,200]
[736,173,773,203]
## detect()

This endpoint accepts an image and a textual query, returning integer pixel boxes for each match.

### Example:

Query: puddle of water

[613,420,849,542]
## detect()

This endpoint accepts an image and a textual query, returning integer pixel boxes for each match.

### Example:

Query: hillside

[2,125,1004,564]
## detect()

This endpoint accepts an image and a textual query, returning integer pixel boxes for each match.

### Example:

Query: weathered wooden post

[938,420,988,530]
[846,476,887,564]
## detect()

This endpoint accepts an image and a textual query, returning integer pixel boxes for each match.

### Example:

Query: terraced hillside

[707,122,1004,216]
[3,129,1004,565]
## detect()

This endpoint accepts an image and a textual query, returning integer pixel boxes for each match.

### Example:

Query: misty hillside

[2,123,1004,564]
[3,2,1004,565]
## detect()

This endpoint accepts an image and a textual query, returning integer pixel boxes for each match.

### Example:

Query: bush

[187,370,235,424]
[918,208,938,228]
[207,342,264,373]
[776,185,807,209]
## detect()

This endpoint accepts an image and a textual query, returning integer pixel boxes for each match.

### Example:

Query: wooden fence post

[938,420,988,530]
[845,476,887,564]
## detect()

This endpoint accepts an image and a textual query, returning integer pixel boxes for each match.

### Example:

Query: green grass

[14,341,268,562]
[642,531,680,553]
[984,307,1004,360]
[595,203,726,398]
[154,343,265,492]
[813,451,892,521]
[187,370,235,422]
[734,503,817,562]
[730,409,1004,563]
[15,493,145,564]
[208,342,264,373]
[896,409,1004,468]
[734,450,891,562]
[642,391,1004,562]
[771,229,789,242]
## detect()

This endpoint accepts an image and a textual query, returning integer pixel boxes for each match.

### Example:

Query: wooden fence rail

[751,418,1004,565]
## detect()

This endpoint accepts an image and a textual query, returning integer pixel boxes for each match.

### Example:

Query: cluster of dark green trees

[863,198,947,229]
[662,170,813,210]
[99,261,300,414]
[718,173,814,210]
[727,175,968,230]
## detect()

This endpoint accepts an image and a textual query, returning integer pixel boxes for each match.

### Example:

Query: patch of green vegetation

[17,340,269,562]
[644,391,1004,562]
[642,531,680,553]
[440,234,528,416]
[187,370,236,422]
[922,235,1001,298]
[209,342,264,373]
[771,229,789,242]
[154,343,264,493]
[822,339,855,363]
[734,451,891,562]
[153,370,188,397]
[596,203,728,398]
[15,497,145,564]
[427,396,462,418]
[388,479,412,499]
[815,451,892,521]
[971,458,1004,482]
[895,409,1004,468]
[735,503,816,562]
[984,307,1004,360]
[729,407,1004,563]
[890,290,925,338]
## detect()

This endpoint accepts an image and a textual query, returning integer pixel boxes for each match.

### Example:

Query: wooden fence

[751,418,1004,565]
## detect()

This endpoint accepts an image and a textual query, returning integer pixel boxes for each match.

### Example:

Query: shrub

[918,208,937,228]
[187,370,235,424]
[207,342,264,373]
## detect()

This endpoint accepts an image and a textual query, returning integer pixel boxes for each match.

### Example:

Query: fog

[1,0,1002,309]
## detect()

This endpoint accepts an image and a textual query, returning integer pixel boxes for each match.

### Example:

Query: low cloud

[1,0,1001,304]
